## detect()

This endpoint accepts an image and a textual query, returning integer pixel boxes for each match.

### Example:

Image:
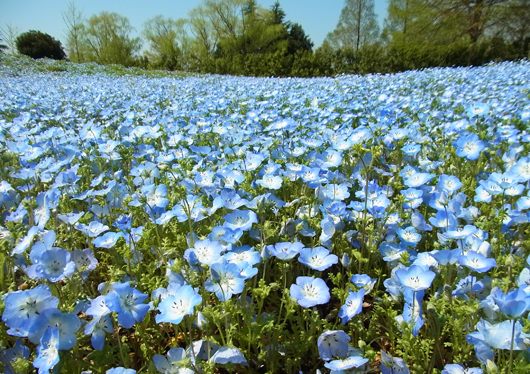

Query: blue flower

[156,285,202,324]
[324,355,369,371]
[338,289,365,324]
[210,346,248,366]
[290,276,330,308]
[184,239,223,267]
[267,241,304,260]
[298,246,338,271]
[105,283,150,328]
[93,231,122,248]
[33,327,60,374]
[205,259,246,301]
[454,133,485,161]
[153,347,192,373]
[106,368,136,374]
[27,308,81,349]
[395,265,436,292]
[442,363,483,374]
[84,315,113,350]
[457,251,497,273]
[380,350,410,374]
[223,209,258,231]
[2,285,59,334]
[317,330,350,361]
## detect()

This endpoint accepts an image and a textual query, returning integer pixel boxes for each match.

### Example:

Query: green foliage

[15,30,66,60]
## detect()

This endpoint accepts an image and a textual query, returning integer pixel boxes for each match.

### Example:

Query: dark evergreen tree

[16,30,66,60]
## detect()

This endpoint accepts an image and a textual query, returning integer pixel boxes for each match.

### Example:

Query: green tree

[491,0,530,57]
[80,12,141,66]
[62,2,85,62]
[325,0,380,51]
[143,15,187,70]
[16,30,66,60]
[0,32,7,54]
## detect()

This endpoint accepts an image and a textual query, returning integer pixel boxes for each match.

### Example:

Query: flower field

[1,56,530,374]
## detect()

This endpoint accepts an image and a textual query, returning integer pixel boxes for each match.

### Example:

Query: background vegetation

[3,0,530,76]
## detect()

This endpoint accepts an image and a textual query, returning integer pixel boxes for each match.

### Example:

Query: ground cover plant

[0,56,530,374]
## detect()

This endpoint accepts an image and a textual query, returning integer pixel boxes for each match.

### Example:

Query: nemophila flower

[380,350,410,374]
[224,245,261,266]
[396,265,436,292]
[338,289,365,324]
[324,355,369,371]
[106,368,136,374]
[27,308,81,349]
[33,327,60,374]
[72,248,98,280]
[397,226,421,247]
[57,212,84,225]
[429,209,458,230]
[510,156,530,181]
[93,231,122,248]
[402,143,421,156]
[267,241,304,260]
[187,339,219,362]
[437,175,462,194]
[256,174,283,189]
[445,225,478,240]
[317,330,350,361]
[3,285,59,334]
[457,251,497,273]
[466,319,528,364]
[84,315,113,350]
[26,247,76,283]
[210,346,248,366]
[105,283,150,328]
[401,188,423,209]
[404,172,435,188]
[452,276,484,298]
[351,274,377,293]
[219,189,248,209]
[379,241,407,262]
[454,133,485,160]
[153,347,194,374]
[205,259,246,301]
[156,285,202,324]
[75,221,109,237]
[184,239,223,267]
[298,246,338,271]
[1,339,30,374]
[290,276,330,308]
[223,209,258,231]
[490,288,530,319]
[324,184,350,201]
[441,363,483,374]
[396,289,425,337]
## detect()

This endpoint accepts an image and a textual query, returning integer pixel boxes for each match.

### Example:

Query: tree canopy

[16,30,66,60]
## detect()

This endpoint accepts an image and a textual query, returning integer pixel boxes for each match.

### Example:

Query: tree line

[3,0,530,76]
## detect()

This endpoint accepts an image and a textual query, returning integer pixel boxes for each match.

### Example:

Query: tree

[80,12,141,66]
[143,15,187,70]
[0,31,7,54]
[325,0,380,51]
[1,24,21,54]
[62,2,85,62]
[16,30,66,60]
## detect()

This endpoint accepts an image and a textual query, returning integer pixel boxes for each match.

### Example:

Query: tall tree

[62,2,85,62]
[1,24,21,54]
[80,12,141,66]
[143,16,187,70]
[325,0,380,51]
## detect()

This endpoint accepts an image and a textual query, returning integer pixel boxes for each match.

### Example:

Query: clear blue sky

[1,0,388,50]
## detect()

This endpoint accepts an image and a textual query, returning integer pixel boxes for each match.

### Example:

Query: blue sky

[1,0,388,51]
